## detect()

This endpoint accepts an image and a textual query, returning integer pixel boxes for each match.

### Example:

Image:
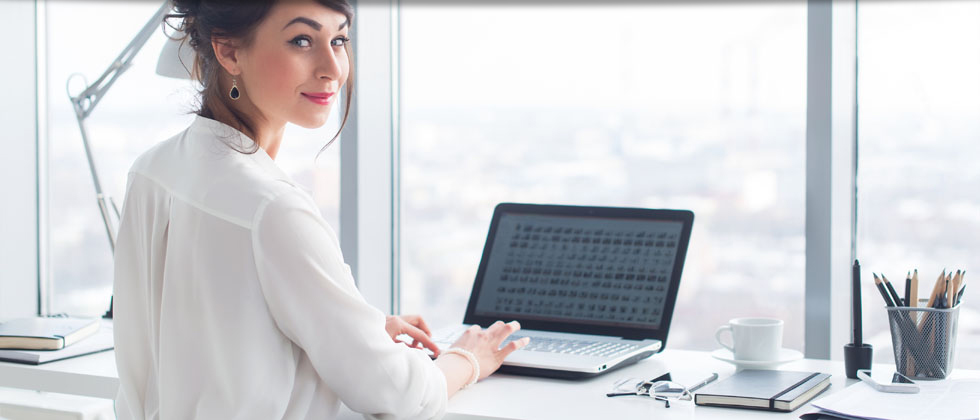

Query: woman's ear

[211,38,242,76]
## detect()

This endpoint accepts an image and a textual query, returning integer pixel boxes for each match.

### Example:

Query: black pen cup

[843,343,873,379]
[886,303,961,380]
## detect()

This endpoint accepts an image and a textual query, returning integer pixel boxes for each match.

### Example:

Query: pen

[852,260,863,346]
[688,373,720,394]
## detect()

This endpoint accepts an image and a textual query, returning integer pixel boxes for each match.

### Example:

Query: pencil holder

[886,303,960,380]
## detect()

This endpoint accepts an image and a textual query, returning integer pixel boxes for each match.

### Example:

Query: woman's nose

[316,47,344,82]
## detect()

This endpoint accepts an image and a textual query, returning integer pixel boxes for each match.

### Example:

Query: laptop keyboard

[501,335,641,357]
[436,327,641,358]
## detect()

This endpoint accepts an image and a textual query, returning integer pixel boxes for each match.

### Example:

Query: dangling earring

[229,77,241,100]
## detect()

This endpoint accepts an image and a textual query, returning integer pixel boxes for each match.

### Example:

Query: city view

[40,1,977,369]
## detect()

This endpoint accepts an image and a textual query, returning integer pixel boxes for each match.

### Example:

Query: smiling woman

[112,1,527,419]
[165,0,354,156]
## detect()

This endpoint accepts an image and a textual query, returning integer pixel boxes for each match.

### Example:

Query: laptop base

[498,350,657,379]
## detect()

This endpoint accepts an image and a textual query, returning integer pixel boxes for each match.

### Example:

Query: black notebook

[694,370,831,412]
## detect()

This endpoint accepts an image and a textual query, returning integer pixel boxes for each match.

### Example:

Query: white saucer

[710,348,803,370]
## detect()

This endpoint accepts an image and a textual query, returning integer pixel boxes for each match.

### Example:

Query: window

[398,3,808,351]
[43,1,341,317]
[856,0,980,368]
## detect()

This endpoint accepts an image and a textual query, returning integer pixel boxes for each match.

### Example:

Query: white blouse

[113,116,447,419]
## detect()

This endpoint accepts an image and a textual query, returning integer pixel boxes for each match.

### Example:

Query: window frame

[341,0,401,313]
[0,0,41,320]
[346,0,860,358]
[15,0,864,358]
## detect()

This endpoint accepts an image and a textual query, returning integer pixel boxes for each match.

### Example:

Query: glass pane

[45,1,341,316]
[399,3,807,352]
[857,0,980,368]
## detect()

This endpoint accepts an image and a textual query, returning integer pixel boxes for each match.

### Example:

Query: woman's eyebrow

[282,17,350,32]
[283,17,323,31]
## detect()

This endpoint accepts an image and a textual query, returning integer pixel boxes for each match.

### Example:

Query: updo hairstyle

[165,0,354,154]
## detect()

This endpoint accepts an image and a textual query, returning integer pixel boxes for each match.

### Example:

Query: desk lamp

[66,1,193,319]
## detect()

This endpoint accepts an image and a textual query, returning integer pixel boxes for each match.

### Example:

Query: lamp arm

[69,2,171,119]
[66,1,172,254]
[64,1,171,319]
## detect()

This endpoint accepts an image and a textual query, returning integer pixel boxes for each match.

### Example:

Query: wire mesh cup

[886,303,961,380]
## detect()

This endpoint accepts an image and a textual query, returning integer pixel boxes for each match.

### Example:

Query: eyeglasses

[606,377,693,408]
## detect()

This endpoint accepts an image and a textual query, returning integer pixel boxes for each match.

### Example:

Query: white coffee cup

[714,317,784,361]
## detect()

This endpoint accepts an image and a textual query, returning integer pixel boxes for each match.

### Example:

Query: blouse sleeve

[251,190,447,419]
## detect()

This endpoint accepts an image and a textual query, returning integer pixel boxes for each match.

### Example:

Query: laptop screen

[469,210,686,331]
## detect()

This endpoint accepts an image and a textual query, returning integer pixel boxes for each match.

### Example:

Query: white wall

[0,0,39,319]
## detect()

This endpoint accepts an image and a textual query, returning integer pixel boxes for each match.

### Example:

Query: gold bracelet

[444,347,480,388]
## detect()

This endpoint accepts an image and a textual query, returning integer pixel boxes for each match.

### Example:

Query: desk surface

[441,349,848,420]
[3,346,976,420]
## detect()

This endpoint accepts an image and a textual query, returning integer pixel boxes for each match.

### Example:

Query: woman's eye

[290,36,312,48]
[330,37,350,47]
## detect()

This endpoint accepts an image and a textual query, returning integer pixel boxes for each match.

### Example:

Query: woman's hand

[385,314,440,357]
[447,320,530,381]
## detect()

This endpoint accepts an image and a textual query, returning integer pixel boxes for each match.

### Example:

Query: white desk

[438,349,849,420]
[3,347,975,419]
[0,350,117,400]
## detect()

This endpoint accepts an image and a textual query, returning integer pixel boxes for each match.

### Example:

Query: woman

[112,0,528,418]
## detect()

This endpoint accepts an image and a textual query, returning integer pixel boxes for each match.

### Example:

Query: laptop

[432,203,694,379]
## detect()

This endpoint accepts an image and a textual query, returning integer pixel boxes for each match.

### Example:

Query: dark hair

[165,0,354,155]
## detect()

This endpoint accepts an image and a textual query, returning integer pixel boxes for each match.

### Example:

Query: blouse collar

[189,115,295,187]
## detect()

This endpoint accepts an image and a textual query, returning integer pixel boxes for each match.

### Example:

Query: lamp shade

[156,32,195,80]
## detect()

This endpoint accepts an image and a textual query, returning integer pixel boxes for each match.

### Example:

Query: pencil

[921,270,946,332]
[950,270,962,308]
[926,269,946,309]
[910,269,919,308]
[883,274,905,307]
[874,274,896,307]
[944,272,953,308]
[904,272,912,308]
[956,271,966,305]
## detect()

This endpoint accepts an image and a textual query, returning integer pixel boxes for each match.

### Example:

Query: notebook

[0,322,114,365]
[433,203,694,379]
[0,317,99,351]
[694,369,832,412]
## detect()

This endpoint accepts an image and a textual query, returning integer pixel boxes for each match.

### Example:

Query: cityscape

[40,1,978,370]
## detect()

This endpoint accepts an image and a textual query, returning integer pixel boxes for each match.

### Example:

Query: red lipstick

[301,92,334,105]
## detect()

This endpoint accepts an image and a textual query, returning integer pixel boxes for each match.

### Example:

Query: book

[694,369,832,412]
[0,322,113,365]
[0,317,100,350]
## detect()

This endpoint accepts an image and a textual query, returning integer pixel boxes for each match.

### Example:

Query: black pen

[853,260,863,346]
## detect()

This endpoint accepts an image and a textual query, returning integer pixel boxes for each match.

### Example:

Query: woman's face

[236,0,350,129]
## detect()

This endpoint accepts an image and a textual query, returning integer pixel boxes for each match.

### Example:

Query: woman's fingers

[489,321,520,342]
[499,337,531,359]
[402,324,440,356]
[413,315,433,337]
[486,320,505,333]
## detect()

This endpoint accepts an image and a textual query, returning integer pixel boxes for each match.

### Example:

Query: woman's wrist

[443,348,480,388]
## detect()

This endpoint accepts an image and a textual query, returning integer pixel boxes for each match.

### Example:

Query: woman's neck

[207,94,285,160]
